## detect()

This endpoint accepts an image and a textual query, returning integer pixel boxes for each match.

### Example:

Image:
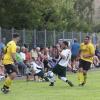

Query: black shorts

[4,64,17,75]
[34,71,44,78]
[79,59,91,71]
[71,55,77,62]
[52,64,66,77]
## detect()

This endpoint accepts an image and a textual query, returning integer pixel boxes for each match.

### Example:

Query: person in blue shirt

[71,39,80,72]
[0,38,5,56]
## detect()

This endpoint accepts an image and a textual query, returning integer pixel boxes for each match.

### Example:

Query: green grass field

[0,70,100,100]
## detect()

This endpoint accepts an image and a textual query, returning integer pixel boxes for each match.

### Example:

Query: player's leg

[48,64,59,86]
[59,76,74,87]
[82,61,91,85]
[1,65,17,94]
[78,67,84,86]
[83,70,87,85]
[57,65,74,87]
[46,71,55,86]
[78,60,84,86]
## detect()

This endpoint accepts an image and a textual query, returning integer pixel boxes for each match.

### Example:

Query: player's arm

[59,51,66,59]
[59,50,71,60]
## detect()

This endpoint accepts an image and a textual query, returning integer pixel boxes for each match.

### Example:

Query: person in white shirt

[20,47,26,61]
[49,41,74,87]
[30,48,38,60]
[30,58,48,81]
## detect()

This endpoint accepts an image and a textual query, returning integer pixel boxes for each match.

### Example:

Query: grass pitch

[0,70,100,100]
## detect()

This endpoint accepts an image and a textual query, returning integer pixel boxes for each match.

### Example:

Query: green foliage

[93,24,100,32]
[0,0,94,31]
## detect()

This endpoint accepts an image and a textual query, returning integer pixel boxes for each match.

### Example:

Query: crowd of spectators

[0,37,100,81]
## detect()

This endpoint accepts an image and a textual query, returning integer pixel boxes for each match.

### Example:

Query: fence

[0,27,93,49]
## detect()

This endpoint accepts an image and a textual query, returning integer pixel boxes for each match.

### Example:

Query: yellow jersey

[3,40,17,65]
[80,43,95,63]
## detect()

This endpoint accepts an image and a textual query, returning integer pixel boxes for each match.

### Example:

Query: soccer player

[1,33,20,94]
[49,41,74,87]
[78,36,95,86]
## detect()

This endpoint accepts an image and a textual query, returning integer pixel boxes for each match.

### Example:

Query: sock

[48,76,55,83]
[83,73,87,84]
[3,77,12,89]
[60,77,67,82]
[78,72,84,84]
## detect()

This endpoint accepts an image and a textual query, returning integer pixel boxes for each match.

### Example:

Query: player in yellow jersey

[78,36,95,86]
[1,33,20,94]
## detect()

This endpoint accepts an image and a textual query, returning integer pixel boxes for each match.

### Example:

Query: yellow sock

[84,74,87,84]
[4,77,12,88]
[78,72,84,84]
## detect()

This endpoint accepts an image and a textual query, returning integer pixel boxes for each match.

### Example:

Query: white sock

[49,77,55,83]
[60,77,67,82]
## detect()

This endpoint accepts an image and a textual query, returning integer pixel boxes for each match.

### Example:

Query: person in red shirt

[25,48,31,62]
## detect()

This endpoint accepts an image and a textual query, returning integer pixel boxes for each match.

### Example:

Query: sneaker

[49,82,54,86]
[1,88,9,94]
[79,83,85,86]
[67,80,74,87]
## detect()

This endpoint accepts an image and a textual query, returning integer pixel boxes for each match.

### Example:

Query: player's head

[61,41,69,49]
[12,33,20,43]
[84,36,90,44]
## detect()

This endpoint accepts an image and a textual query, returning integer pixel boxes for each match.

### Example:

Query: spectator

[71,39,80,72]
[93,55,100,68]
[92,33,98,48]
[25,48,31,62]
[30,57,47,82]
[0,56,5,81]
[43,47,50,72]
[25,62,34,81]
[56,43,61,52]
[0,38,5,56]
[16,46,27,75]
[36,47,40,54]
[95,45,100,60]
[30,47,38,60]
[20,47,26,61]
[52,46,59,59]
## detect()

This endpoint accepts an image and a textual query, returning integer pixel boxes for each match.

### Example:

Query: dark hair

[13,33,19,38]
[85,36,90,40]
[63,41,69,47]
[74,39,78,43]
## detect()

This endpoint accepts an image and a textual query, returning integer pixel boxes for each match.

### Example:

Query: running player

[78,36,95,86]
[49,41,74,87]
[1,33,20,94]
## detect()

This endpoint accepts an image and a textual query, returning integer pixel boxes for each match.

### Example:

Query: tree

[0,0,94,32]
